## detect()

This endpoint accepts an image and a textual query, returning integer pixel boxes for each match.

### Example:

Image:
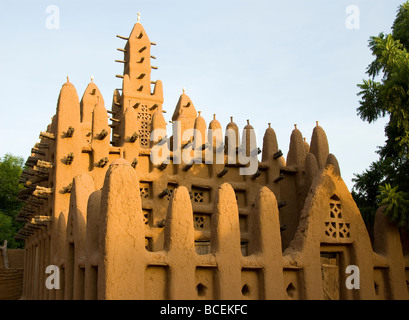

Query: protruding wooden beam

[184,163,194,172]
[274,174,285,183]
[63,153,74,165]
[98,157,109,168]
[33,186,53,198]
[273,150,283,159]
[99,129,109,140]
[217,167,229,178]
[278,201,287,209]
[252,169,261,180]
[159,188,170,199]
[39,131,55,140]
[37,143,50,149]
[130,132,138,143]
[116,35,129,40]
[131,158,138,168]
[37,160,53,169]
[62,183,72,194]
[66,126,75,138]
[31,147,45,156]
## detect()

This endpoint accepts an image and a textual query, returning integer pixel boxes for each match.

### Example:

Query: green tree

[353,1,409,230]
[0,154,25,248]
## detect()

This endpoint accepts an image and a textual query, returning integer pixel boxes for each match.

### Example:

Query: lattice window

[324,196,351,240]
[191,186,210,204]
[167,188,174,201]
[142,209,151,226]
[137,104,152,148]
[193,213,210,231]
[139,182,151,199]
[194,215,205,229]
[193,192,204,203]
[140,187,149,199]
[166,184,177,201]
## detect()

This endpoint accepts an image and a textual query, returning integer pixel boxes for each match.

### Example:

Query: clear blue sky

[0,0,404,190]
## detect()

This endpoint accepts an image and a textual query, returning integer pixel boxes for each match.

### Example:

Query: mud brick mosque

[15,15,409,300]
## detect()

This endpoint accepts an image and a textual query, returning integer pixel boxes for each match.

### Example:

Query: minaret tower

[111,13,164,149]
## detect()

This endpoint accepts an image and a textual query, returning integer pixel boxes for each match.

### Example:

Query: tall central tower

[111,14,164,150]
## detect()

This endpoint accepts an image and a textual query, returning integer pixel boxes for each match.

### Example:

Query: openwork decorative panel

[137,104,152,148]
[324,196,351,240]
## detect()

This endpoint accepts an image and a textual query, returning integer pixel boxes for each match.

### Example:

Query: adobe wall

[18,159,409,300]
[0,250,24,300]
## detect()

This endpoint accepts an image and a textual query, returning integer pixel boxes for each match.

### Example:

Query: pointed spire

[122,19,152,96]
[172,91,197,131]
[137,12,141,24]
[56,79,81,138]
[194,110,207,150]
[209,114,221,130]
[262,124,278,162]
[225,116,239,154]
[80,81,105,123]
[305,153,318,191]
[326,154,341,176]
[242,119,256,158]
[287,124,306,168]
[151,108,167,142]
[310,122,329,169]
[303,137,310,153]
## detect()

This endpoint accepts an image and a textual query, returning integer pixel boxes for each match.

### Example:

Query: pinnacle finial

[294,124,297,129]
[230,116,233,122]
[90,75,94,83]
[316,121,319,126]
[247,119,250,125]
[183,87,186,94]
[213,114,216,120]
[137,12,141,23]
[268,123,271,128]
[66,76,70,83]
[198,111,201,116]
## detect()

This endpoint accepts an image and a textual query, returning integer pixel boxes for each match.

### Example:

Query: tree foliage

[353,1,409,230]
[0,154,24,248]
